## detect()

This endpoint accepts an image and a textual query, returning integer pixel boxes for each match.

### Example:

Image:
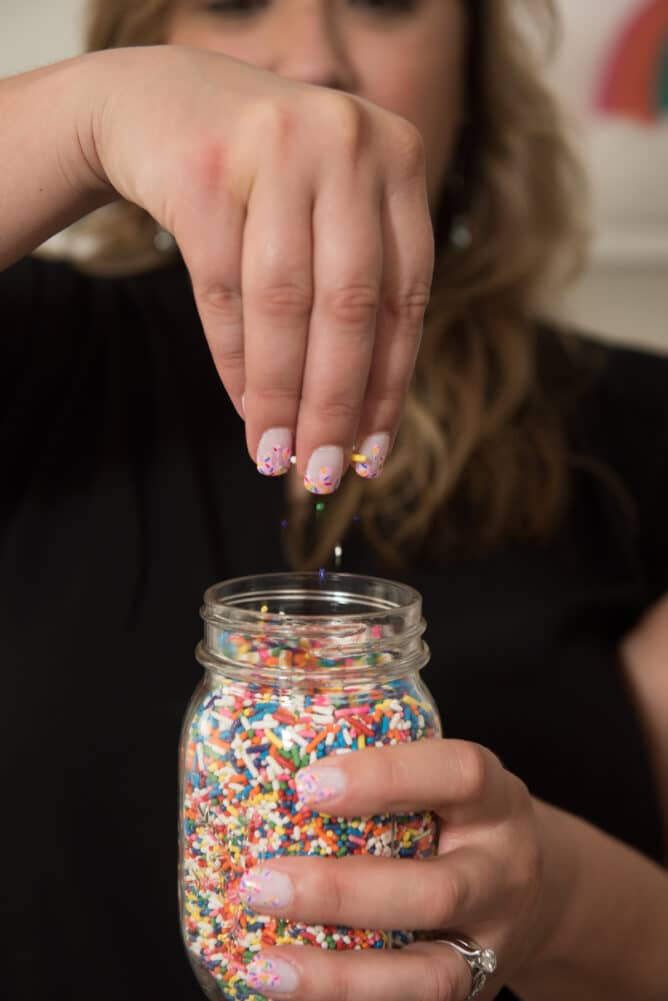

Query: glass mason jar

[179,572,442,1001]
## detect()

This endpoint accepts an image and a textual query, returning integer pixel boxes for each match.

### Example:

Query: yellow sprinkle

[260,604,268,614]
[351,453,368,463]
[403,696,419,707]
[265,729,283,749]
[357,735,366,749]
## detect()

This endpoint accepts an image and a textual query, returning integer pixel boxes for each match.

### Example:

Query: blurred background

[1,0,666,353]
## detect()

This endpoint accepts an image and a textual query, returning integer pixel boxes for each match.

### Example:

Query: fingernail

[245,954,300,994]
[304,446,344,495]
[296,765,346,805]
[354,432,390,480]
[239,867,294,909]
[256,428,293,477]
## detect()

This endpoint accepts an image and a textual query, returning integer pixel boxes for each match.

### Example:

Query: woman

[1,1,667,999]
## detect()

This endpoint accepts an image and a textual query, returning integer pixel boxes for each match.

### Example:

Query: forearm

[0,53,115,269]
[511,798,668,1001]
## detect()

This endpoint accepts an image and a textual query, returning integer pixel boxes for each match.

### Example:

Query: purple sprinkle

[318,567,327,581]
[280,519,289,528]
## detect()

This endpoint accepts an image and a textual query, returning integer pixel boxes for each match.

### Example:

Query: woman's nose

[269,7,356,91]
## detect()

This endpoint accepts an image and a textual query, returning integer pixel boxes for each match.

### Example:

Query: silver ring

[433,935,497,1000]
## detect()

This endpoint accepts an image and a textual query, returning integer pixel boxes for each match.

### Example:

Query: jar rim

[198,571,428,683]
[201,571,423,627]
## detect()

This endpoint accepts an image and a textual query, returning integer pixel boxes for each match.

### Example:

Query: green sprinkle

[315,501,326,513]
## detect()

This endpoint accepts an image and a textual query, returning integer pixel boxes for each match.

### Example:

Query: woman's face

[167,0,467,209]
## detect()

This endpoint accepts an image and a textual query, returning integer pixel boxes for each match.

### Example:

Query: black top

[1,256,667,1001]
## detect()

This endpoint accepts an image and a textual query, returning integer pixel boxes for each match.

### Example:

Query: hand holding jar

[236,737,547,1001]
[179,573,560,1001]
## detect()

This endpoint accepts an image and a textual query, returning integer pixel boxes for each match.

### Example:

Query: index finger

[294,739,514,826]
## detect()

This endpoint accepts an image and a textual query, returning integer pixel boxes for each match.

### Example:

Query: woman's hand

[91,45,434,490]
[234,739,548,1001]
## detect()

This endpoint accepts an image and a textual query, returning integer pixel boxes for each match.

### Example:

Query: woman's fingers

[292,738,518,828]
[295,160,383,494]
[238,845,500,931]
[241,939,479,1001]
[353,127,434,479]
[242,168,313,475]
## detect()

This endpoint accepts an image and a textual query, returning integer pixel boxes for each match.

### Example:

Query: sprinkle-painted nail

[304,446,344,494]
[239,867,294,909]
[245,954,300,994]
[296,765,346,805]
[256,428,293,477]
[354,432,390,480]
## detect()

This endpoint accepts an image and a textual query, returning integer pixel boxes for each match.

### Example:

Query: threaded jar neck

[197,571,428,685]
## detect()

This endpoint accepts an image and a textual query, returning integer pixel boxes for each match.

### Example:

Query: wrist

[67,50,121,198]
[515,799,581,979]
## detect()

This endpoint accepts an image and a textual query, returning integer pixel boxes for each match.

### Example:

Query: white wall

[547,0,668,353]
[0,0,86,76]
[2,0,666,353]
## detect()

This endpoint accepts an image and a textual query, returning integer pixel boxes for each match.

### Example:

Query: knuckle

[212,343,245,371]
[313,395,359,424]
[452,741,488,804]
[258,100,300,149]
[324,864,347,924]
[322,93,366,155]
[384,752,411,810]
[422,867,460,929]
[384,280,432,324]
[520,835,543,893]
[248,383,299,406]
[187,137,229,195]
[328,960,354,1001]
[369,382,406,411]
[323,284,379,326]
[196,283,243,322]
[420,959,458,1001]
[252,283,313,320]
[391,119,426,177]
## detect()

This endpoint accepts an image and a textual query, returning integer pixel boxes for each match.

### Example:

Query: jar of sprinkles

[179,572,441,1000]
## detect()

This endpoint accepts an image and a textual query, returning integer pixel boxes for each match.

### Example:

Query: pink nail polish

[296,765,346,805]
[256,428,293,477]
[304,446,344,494]
[239,867,294,909]
[354,432,390,480]
[245,955,300,994]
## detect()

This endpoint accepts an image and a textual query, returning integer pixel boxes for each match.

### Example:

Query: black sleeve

[1,257,106,520]
[1,255,93,399]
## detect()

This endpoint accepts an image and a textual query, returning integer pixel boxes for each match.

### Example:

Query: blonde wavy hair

[62,0,590,569]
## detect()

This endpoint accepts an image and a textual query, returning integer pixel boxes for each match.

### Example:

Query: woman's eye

[350,0,419,12]
[203,0,269,16]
